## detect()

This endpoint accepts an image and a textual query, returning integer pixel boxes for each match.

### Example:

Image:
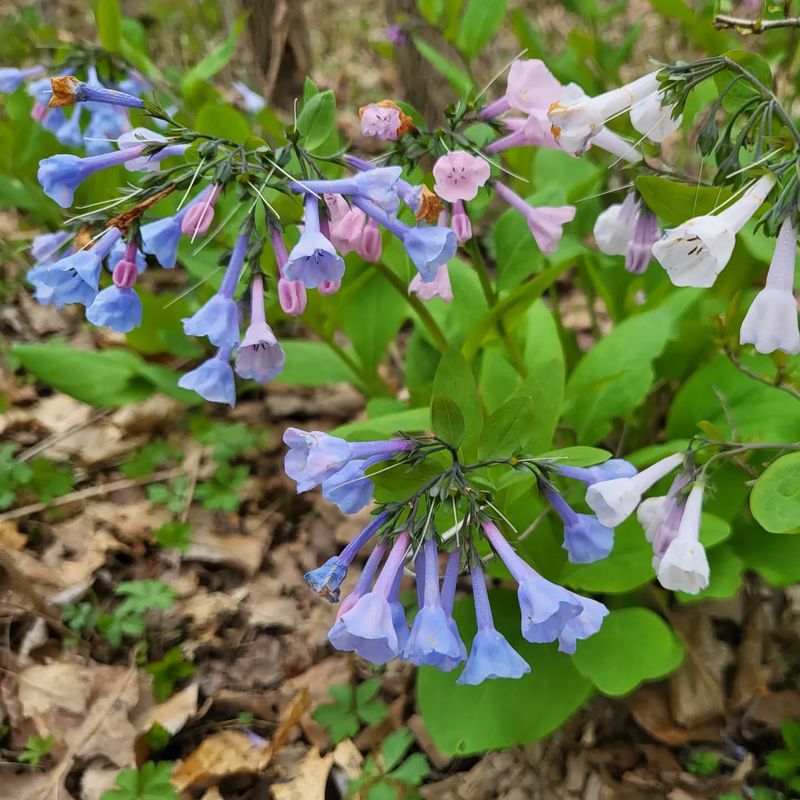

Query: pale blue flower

[177,348,236,406]
[86,285,142,333]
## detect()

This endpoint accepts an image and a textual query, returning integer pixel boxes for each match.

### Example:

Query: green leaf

[433,348,482,455]
[417,590,593,755]
[194,103,251,144]
[334,407,431,438]
[458,0,507,59]
[390,752,431,785]
[536,447,610,466]
[635,176,733,226]
[478,396,536,460]
[715,51,772,113]
[274,340,361,387]
[413,38,473,95]
[95,0,122,53]
[750,452,800,534]
[381,728,415,772]
[181,14,247,92]
[343,271,407,374]
[153,522,193,552]
[431,395,465,449]
[571,608,684,695]
[296,90,336,152]
[462,262,572,363]
[101,761,178,800]
[563,291,701,443]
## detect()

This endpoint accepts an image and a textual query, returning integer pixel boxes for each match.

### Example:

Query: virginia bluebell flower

[108,238,147,273]
[141,217,181,269]
[86,240,143,332]
[357,218,383,262]
[283,428,414,493]
[178,347,236,406]
[586,452,684,527]
[269,225,306,316]
[117,128,188,172]
[482,520,590,644]
[388,567,411,653]
[546,490,614,564]
[86,285,142,332]
[331,531,410,663]
[457,563,530,685]
[353,197,456,283]
[440,550,467,666]
[304,512,389,601]
[329,543,387,649]
[740,216,800,355]
[284,195,345,288]
[0,65,45,93]
[235,274,286,382]
[494,182,575,254]
[30,231,71,264]
[556,458,637,485]
[637,470,691,560]
[321,456,380,514]
[404,539,464,669]
[34,228,121,306]
[233,81,267,114]
[557,595,609,654]
[656,482,709,594]
[38,147,146,207]
[183,231,249,348]
[48,75,144,109]
[325,193,367,254]
[181,185,222,239]
[652,174,777,288]
[291,166,404,217]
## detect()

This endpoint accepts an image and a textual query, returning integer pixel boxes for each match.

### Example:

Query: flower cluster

[1,64,150,154]
[286,427,708,682]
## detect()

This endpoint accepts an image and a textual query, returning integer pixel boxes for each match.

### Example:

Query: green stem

[464,238,527,377]
[372,261,449,352]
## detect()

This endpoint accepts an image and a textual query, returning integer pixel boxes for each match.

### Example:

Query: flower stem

[371,260,449,352]
[464,238,527,376]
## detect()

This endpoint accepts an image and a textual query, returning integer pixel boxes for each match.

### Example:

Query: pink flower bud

[180,184,221,238]
[112,259,138,289]
[451,200,472,244]
[278,277,307,316]
[330,206,367,254]
[357,219,382,262]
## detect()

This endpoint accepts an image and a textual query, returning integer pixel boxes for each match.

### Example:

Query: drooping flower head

[235,273,286,383]
[304,512,388,602]
[283,194,345,288]
[457,562,531,685]
[182,230,249,348]
[86,239,143,332]
[652,174,777,287]
[656,482,709,594]
[180,184,222,240]
[178,347,236,405]
[494,182,575,254]
[740,216,799,355]
[586,452,684,527]
[546,490,615,564]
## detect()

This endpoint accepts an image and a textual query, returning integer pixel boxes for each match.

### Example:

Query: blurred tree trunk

[384,0,455,124]
[243,0,312,109]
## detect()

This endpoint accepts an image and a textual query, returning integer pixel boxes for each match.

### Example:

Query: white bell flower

[652,174,777,288]
[593,194,638,256]
[740,216,799,355]
[656,483,709,594]
[585,452,684,528]
[630,91,682,143]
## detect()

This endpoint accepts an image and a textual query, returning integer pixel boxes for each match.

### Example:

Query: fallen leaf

[137,682,199,736]
[626,684,721,745]
[185,525,265,575]
[271,747,334,800]
[172,729,269,792]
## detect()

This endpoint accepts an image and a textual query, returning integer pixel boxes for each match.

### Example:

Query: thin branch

[723,344,800,403]
[714,14,800,31]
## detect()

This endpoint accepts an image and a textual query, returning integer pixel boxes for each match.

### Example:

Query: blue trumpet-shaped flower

[284,195,345,288]
[177,347,236,406]
[557,595,608,654]
[403,539,463,669]
[34,228,121,306]
[291,166,404,217]
[547,490,615,564]
[108,238,147,273]
[86,285,142,333]
[557,458,637,485]
[457,564,530,685]
[141,216,182,268]
[331,532,410,664]
[321,457,378,514]
[304,513,387,602]
[183,231,249,348]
